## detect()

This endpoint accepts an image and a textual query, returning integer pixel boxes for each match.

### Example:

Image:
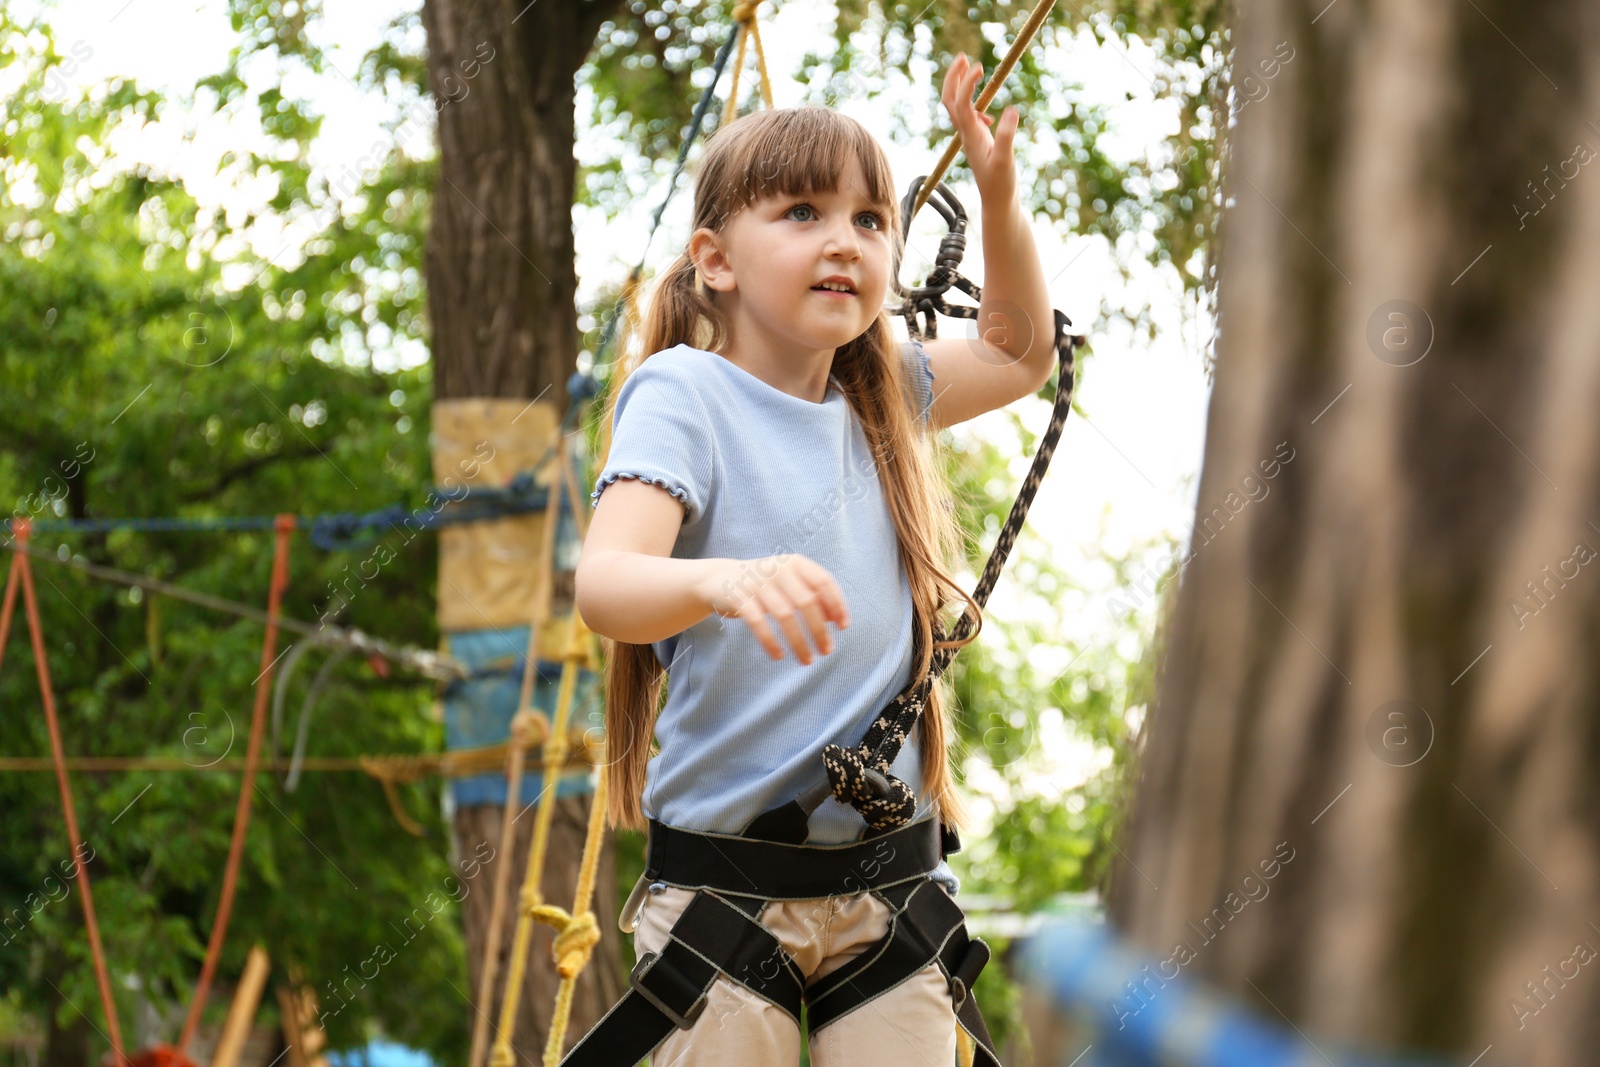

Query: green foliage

[3,1,1212,1063]
[0,10,460,1062]
[578,0,1227,351]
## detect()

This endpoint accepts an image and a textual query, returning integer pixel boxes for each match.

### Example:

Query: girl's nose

[824,221,861,258]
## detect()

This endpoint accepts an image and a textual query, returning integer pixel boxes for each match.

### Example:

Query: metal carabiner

[618,875,669,933]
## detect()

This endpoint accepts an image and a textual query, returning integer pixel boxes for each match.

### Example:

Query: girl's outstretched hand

[699,554,851,666]
[940,52,1019,207]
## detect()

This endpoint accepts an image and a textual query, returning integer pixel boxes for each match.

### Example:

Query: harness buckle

[629,951,709,1030]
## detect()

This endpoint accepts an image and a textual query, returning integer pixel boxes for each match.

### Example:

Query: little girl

[571,54,1054,1067]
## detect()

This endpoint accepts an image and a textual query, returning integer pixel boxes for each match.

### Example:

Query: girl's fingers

[754,602,809,663]
[771,605,816,664]
[777,577,834,658]
[996,107,1017,144]
[741,605,784,660]
[822,580,850,629]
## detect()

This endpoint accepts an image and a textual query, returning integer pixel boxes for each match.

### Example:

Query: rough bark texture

[1109,0,1600,1062]
[423,0,615,405]
[420,1,626,1062]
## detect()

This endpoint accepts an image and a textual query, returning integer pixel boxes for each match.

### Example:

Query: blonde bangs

[695,107,902,242]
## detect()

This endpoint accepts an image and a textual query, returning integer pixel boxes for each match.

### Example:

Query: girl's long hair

[597,106,981,834]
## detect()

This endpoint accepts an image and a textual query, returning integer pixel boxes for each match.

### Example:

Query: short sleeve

[901,338,936,429]
[591,355,715,526]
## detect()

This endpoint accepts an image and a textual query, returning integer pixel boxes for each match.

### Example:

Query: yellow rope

[540,722,609,1064]
[722,1,776,125]
[470,434,572,1067]
[909,0,1058,219]
[528,443,611,1063]
[489,607,602,1067]
[0,735,599,777]
[356,727,598,838]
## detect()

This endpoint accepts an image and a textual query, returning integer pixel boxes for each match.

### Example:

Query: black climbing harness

[560,178,1082,1067]
[561,816,994,1065]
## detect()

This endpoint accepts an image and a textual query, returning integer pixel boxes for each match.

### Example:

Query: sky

[19,0,1215,808]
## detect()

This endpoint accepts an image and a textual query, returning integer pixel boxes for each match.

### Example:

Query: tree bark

[1110,0,1600,1062]
[420,1,626,1063]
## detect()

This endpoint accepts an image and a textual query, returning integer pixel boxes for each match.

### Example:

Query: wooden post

[212,946,271,1067]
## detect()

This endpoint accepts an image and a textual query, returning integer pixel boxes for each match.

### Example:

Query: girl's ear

[689,227,736,294]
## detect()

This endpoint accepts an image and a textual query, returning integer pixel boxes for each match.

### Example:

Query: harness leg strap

[803,879,1003,1067]
[558,890,805,1066]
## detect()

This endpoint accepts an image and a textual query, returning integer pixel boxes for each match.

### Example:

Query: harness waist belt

[645,815,943,899]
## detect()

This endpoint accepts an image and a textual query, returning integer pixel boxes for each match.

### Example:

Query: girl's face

[692,153,894,361]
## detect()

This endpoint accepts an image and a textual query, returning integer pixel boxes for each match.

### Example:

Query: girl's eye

[784,203,886,230]
[786,204,816,222]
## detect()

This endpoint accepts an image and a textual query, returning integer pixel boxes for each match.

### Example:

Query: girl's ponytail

[642,249,727,361]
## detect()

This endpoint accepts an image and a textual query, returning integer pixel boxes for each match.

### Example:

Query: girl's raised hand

[940,52,1019,207]
[701,554,851,665]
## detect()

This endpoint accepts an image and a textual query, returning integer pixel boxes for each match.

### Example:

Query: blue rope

[587,19,742,370]
[1015,919,1471,1066]
[8,468,555,551]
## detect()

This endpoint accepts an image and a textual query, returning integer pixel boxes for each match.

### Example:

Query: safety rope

[539,734,608,1066]
[0,732,600,847]
[818,178,1082,831]
[722,1,776,124]
[469,436,575,1067]
[0,520,129,1067]
[177,514,296,1056]
[804,0,1081,835]
[488,607,603,1067]
[909,0,1058,220]
[535,443,603,1066]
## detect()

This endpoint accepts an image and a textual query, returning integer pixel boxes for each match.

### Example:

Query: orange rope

[176,514,296,1055]
[0,522,129,1067]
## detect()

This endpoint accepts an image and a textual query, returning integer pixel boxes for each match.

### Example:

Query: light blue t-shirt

[590,340,959,895]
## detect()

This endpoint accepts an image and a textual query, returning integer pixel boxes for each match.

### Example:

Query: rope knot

[731,0,762,24]
[821,742,917,833]
[530,904,600,979]
[510,708,545,744]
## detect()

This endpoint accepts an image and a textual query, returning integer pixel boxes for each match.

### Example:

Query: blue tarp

[442,623,603,808]
[325,1039,438,1067]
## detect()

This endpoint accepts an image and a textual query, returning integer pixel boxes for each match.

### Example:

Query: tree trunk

[1109,1,1600,1062]
[420,1,627,1063]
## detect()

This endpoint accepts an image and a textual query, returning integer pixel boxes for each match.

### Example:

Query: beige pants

[634,882,960,1067]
